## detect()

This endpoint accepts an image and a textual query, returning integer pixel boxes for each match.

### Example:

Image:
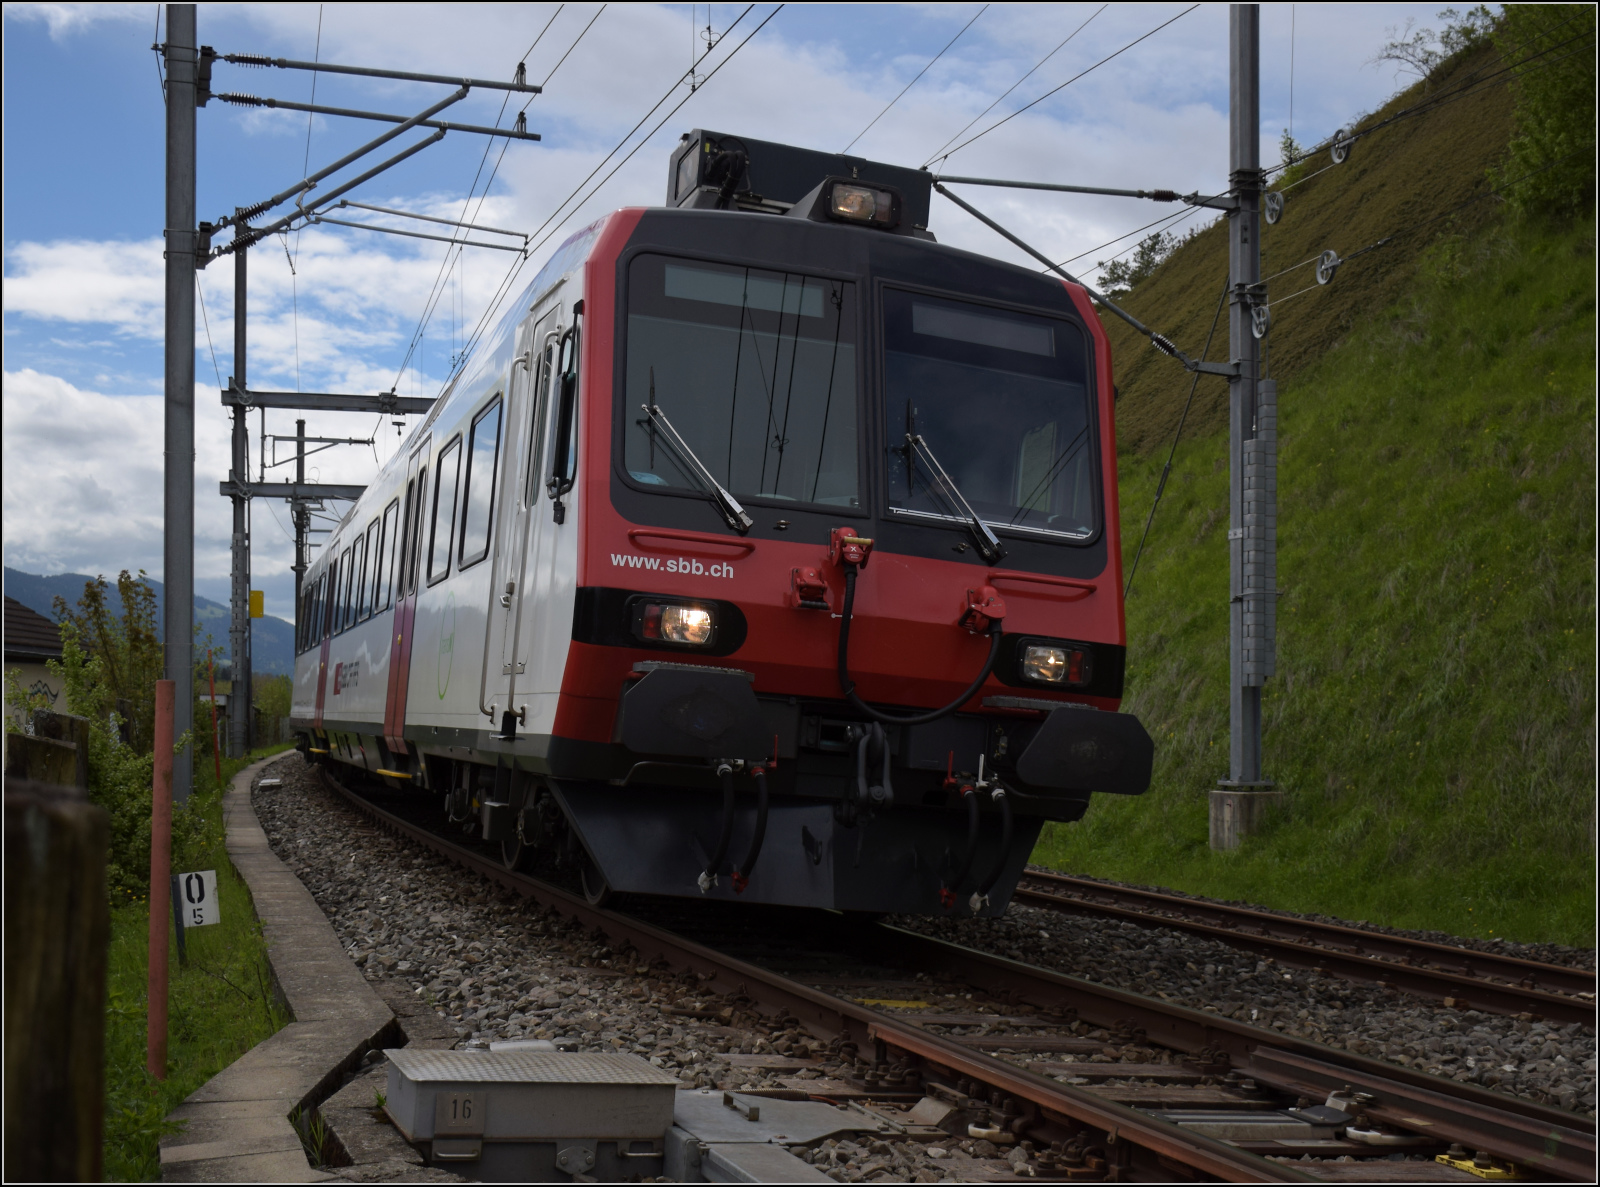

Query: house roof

[4,596,63,662]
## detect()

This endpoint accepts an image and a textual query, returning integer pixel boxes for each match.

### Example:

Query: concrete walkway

[160,755,397,1182]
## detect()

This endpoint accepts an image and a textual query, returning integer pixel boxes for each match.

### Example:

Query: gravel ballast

[252,756,961,1183]
[252,752,1593,1185]
[894,906,1596,1119]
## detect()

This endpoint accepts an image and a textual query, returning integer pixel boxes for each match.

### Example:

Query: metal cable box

[384,1048,679,1181]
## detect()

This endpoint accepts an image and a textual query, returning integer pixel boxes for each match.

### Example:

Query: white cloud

[5,0,1443,619]
[3,2,148,40]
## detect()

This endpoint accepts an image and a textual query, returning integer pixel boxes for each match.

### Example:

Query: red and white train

[292,131,1152,913]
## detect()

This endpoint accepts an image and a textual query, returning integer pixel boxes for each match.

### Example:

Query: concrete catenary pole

[1210,4,1279,848]
[162,3,197,804]
[228,239,251,759]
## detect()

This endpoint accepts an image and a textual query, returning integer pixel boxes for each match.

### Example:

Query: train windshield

[883,289,1097,540]
[624,254,859,508]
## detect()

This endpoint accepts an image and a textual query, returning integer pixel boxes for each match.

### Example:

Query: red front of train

[531,139,1152,916]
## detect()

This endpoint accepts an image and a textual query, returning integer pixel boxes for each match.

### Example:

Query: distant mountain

[3,567,296,676]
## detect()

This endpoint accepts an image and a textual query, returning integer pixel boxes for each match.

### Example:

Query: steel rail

[859,927,1595,1182]
[316,769,1592,1180]
[317,770,1310,1182]
[1015,871,1595,1023]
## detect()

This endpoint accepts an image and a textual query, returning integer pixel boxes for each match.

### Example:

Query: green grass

[102,745,293,1182]
[1036,215,1596,947]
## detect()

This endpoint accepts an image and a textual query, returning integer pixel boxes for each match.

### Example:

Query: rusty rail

[320,770,1313,1182]
[319,770,1594,1181]
[1015,870,1595,1024]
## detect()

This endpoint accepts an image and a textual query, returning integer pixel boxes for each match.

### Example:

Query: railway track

[1014,871,1596,1025]
[318,769,1594,1183]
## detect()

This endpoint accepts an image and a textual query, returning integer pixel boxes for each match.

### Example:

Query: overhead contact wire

[407,3,751,391]
[452,5,781,374]
[842,3,989,154]
[922,4,1105,168]
[940,4,1199,161]
[393,4,584,392]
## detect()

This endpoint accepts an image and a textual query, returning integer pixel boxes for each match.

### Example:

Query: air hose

[698,763,737,894]
[972,788,1014,912]
[939,785,982,910]
[730,765,770,894]
[837,565,1002,727]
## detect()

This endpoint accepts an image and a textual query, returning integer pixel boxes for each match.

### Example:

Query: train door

[383,436,432,754]
[313,558,337,728]
[491,302,563,727]
[522,315,582,728]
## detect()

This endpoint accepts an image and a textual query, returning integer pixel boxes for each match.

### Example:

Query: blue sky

[3,2,1438,618]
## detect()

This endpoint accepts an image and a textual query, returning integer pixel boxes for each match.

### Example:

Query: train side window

[352,530,371,623]
[336,548,353,633]
[323,563,338,641]
[459,397,502,569]
[373,499,399,613]
[408,467,429,594]
[308,575,322,649]
[428,441,462,584]
[397,479,416,599]
[523,310,560,507]
[546,317,581,520]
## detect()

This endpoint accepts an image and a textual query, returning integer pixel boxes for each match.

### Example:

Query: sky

[3,1,1440,620]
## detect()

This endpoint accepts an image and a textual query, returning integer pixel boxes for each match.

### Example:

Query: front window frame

[874,279,1104,549]
[614,248,869,519]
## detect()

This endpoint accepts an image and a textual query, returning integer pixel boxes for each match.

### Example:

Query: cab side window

[427,440,462,584]
[459,398,503,569]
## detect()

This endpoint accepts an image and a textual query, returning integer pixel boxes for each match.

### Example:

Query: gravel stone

[251,755,959,1182]
[894,900,1596,1119]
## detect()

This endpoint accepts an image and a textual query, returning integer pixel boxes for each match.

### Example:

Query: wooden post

[148,679,175,1080]
[3,779,111,1182]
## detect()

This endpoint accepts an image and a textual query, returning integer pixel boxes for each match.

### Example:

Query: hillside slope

[1106,43,1515,453]
[1035,49,1595,946]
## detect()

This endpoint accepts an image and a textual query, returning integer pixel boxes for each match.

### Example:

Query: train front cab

[544,198,1153,916]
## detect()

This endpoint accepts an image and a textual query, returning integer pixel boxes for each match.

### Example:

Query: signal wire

[448,5,781,380]
[937,4,1199,163]
[1264,18,1595,178]
[842,3,988,154]
[922,5,1105,168]
[1266,150,1585,312]
[393,4,581,396]
[1123,274,1228,601]
[395,2,744,395]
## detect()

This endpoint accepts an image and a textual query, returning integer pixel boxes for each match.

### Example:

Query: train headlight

[1021,642,1090,687]
[661,605,713,645]
[827,181,901,228]
[637,601,716,646]
[1022,645,1067,683]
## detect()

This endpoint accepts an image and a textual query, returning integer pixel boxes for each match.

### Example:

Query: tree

[52,571,161,754]
[1097,232,1181,297]
[1492,4,1596,219]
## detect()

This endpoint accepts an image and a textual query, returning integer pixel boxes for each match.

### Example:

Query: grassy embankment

[102,745,293,1182]
[1034,45,1595,947]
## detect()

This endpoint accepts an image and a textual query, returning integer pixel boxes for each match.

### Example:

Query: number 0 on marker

[178,869,220,927]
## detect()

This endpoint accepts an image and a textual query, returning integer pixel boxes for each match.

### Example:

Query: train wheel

[501,785,535,872]
[579,851,613,908]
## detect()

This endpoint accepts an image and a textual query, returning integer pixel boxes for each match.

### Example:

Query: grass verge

[102,744,293,1181]
[1037,214,1595,947]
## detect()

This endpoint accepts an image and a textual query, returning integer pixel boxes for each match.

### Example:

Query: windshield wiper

[641,369,753,534]
[905,433,1005,563]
